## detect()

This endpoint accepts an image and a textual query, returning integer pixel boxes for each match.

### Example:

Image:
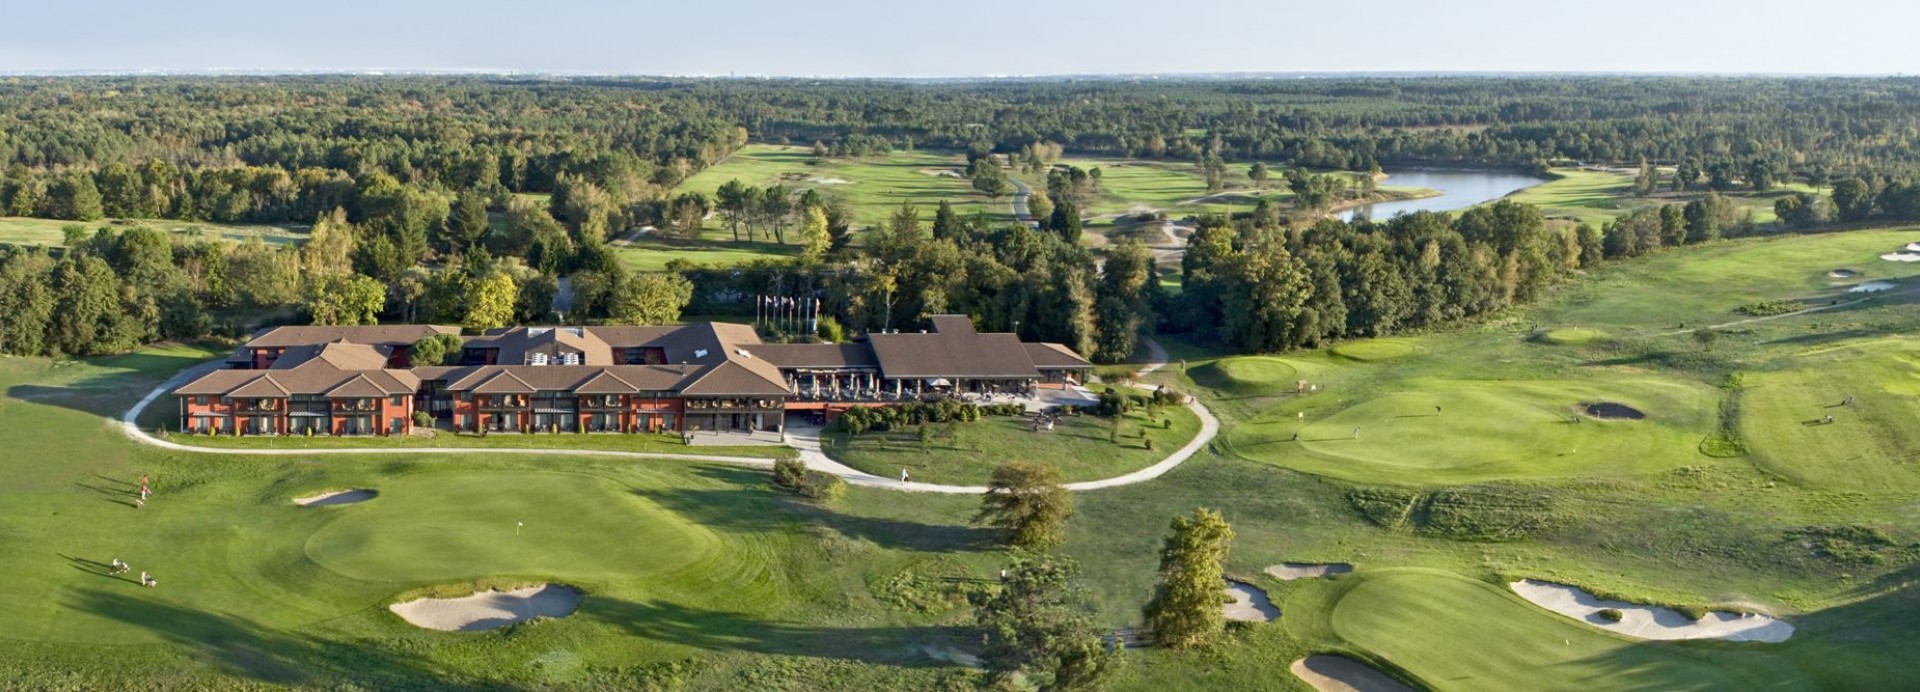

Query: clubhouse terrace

[172,316,1092,437]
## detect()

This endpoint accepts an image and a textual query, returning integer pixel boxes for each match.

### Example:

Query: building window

[562,352,581,365]
[391,396,405,407]
[530,353,549,366]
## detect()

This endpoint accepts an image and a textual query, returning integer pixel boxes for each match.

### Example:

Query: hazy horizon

[3,0,1916,77]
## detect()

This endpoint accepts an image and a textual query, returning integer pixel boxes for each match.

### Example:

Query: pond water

[1339,169,1547,221]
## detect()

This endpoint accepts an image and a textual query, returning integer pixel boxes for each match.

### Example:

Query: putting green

[1329,570,1762,690]
[305,471,724,582]
[1194,356,1302,395]
[1231,378,1719,483]
[1740,338,1920,491]
[1331,338,1418,362]
[1538,328,1605,345]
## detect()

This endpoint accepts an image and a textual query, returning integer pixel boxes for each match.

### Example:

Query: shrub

[1736,299,1804,317]
[412,410,433,428]
[798,471,845,501]
[771,458,808,490]
[1597,608,1625,622]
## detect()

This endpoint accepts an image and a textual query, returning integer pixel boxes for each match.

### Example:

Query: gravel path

[117,339,1216,495]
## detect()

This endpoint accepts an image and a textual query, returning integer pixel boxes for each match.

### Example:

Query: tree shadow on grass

[633,465,994,553]
[7,351,217,421]
[67,589,496,689]
[581,596,967,668]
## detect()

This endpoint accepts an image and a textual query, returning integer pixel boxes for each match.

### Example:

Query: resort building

[171,317,1092,437]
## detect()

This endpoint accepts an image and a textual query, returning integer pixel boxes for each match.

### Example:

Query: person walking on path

[899,468,910,483]
[1825,414,1835,424]
[1352,426,1361,439]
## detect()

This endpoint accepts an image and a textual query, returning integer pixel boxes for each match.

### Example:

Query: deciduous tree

[975,460,1074,550]
[1143,508,1235,649]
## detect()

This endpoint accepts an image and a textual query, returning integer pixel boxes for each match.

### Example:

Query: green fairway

[1330,338,1418,362]
[823,404,1202,485]
[1500,168,1636,226]
[1739,337,1920,491]
[0,216,307,248]
[1231,377,1719,483]
[1190,356,1305,396]
[677,144,1008,229]
[304,470,725,582]
[181,425,794,459]
[1324,570,1762,691]
[1538,327,1606,345]
[615,234,799,272]
[1531,227,1920,332]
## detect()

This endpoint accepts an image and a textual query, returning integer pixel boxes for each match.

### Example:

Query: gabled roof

[928,314,977,334]
[678,359,792,396]
[226,376,291,398]
[246,324,457,348]
[867,331,1041,379]
[752,343,879,369]
[1024,342,1094,369]
[469,370,537,394]
[271,341,390,371]
[472,327,614,366]
[325,374,394,398]
[573,370,639,394]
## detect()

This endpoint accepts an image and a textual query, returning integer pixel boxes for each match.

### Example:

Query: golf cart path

[117,339,1215,495]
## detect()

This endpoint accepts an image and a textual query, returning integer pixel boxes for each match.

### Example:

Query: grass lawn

[0,216,307,248]
[678,144,1008,229]
[1739,336,1920,491]
[176,427,796,459]
[1229,376,1720,484]
[822,404,1201,485]
[616,233,799,272]
[1501,168,1636,226]
[0,346,993,689]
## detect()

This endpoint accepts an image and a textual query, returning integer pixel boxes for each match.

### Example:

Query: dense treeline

[1174,202,1588,351]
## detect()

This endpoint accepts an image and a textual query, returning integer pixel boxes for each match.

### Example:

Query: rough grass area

[823,404,1201,485]
[1537,327,1605,345]
[1329,338,1417,362]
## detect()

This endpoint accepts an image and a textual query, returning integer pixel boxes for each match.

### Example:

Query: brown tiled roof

[469,370,537,394]
[325,374,396,398]
[176,371,273,396]
[1024,342,1093,369]
[572,370,639,394]
[246,324,456,348]
[226,376,291,398]
[475,327,615,365]
[679,359,791,396]
[752,343,879,369]
[867,331,1041,379]
[271,341,390,371]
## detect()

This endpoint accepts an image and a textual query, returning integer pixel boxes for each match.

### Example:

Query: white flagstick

[516,520,524,536]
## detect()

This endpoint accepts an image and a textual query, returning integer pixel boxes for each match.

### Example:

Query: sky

[2,0,1915,77]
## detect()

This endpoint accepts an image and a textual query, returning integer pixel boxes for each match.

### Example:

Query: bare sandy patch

[1827,269,1859,279]
[1880,252,1920,262]
[1266,562,1353,580]
[390,584,583,632]
[1849,280,1896,293]
[1223,579,1279,622]
[918,168,962,178]
[810,176,851,185]
[1509,579,1792,642]
[1290,655,1413,692]
[293,489,376,507]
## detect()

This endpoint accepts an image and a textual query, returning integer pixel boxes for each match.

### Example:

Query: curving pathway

[117,339,1216,494]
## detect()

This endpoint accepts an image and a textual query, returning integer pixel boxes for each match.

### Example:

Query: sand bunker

[1266,562,1354,580]
[1290,655,1413,692]
[917,168,962,178]
[1849,280,1896,293]
[1880,252,1920,262]
[1827,269,1859,279]
[293,489,376,506]
[1510,580,1792,642]
[809,176,851,185]
[390,584,582,632]
[1906,243,1920,253]
[1582,402,1645,420]
[1223,579,1280,622]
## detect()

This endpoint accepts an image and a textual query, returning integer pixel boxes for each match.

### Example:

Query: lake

[1339,169,1547,221]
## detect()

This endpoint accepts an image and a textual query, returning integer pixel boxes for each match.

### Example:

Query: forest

[5,75,1920,359]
